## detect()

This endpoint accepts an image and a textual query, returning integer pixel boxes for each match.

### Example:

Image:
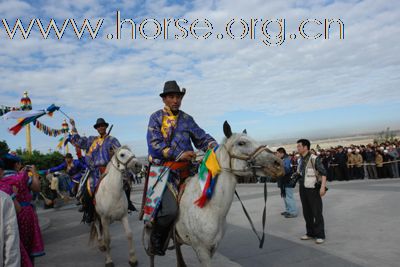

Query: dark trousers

[366,164,378,179]
[339,165,349,181]
[327,166,335,181]
[156,188,178,228]
[347,167,354,180]
[299,185,325,239]
[354,167,364,179]
[150,188,178,251]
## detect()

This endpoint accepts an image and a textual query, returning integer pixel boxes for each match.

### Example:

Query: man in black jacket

[334,146,348,181]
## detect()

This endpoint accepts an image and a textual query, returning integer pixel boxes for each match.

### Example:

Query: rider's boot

[150,224,167,256]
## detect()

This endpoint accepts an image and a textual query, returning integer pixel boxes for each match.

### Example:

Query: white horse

[147,121,285,267]
[90,146,141,267]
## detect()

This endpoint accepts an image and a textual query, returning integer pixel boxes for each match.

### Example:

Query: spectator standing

[296,139,327,244]
[376,151,384,178]
[365,146,378,179]
[387,146,399,178]
[335,146,348,181]
[353,149,364,179]
[347,149,355,180]
[276,148,298,218]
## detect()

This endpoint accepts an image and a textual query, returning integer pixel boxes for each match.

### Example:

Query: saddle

[90,166,108,204]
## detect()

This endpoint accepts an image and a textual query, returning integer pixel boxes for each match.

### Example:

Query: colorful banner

[2,110,45,120]
[194,146,221,208]
[9,104,60,135]
[56,134,71,150]
[34,120,69,137]
[0,105,20,116]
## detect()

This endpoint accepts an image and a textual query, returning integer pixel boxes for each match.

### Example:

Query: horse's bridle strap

[112,154,136,175]
[228,145,271,161]
[222,144,272,174]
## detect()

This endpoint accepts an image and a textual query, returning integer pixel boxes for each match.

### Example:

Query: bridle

[111,150,136,177]
[222,144,273,176]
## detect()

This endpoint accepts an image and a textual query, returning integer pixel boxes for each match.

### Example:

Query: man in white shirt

[0,158,21,267]
[0,191,20,267]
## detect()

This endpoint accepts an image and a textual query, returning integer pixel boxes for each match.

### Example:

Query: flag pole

[21,91,32,154]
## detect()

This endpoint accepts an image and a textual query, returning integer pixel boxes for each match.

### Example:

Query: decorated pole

[62,119,69,154]
[20,91,32,154]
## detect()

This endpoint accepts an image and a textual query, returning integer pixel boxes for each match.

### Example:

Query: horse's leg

[175,243,187,267]
[101,217,113,267]
[95,219,106,251]
[121,215,138,267]
[193,245,212,267]
[150,255,155,267]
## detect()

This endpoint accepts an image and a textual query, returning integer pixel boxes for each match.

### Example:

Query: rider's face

[163,94,183,112]
[96,124,107,136]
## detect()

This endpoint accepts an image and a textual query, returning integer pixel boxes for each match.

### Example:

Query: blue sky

[0,0,399,156]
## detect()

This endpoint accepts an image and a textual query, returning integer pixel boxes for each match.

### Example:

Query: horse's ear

[223,121,232,139]
[242,129,247,134]
[110,144,119,154]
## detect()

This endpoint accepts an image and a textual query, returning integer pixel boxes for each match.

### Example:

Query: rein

[221,144,269,249]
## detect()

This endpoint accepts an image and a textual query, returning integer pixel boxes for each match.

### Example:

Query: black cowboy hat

[93,118,109,129]
[65,153,73,159]
[159,80,186,97]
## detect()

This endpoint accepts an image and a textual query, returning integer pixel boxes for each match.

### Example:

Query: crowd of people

[286,141,400,181]
[274,140,400,246]
[0,154,44,267]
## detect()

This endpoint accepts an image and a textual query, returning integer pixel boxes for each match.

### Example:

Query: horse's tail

[89,212,102,245]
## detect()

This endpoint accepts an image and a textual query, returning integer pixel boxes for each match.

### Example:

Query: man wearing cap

[46,153,87,197]
[69,118,136,223]
[146,80,217,255]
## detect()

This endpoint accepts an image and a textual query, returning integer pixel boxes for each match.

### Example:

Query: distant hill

[260,129,400,152]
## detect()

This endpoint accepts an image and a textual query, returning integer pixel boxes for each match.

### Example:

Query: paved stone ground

[35,178,400,267]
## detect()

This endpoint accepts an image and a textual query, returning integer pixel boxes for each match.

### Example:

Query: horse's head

[112,145,141,172]
[221,121,285,179]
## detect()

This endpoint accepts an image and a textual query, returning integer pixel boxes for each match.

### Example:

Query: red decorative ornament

[20,91,32,111]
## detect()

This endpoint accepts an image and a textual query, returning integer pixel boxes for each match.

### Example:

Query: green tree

[0,139,66,170]
[0,140,10,157]
[17,150,64,170]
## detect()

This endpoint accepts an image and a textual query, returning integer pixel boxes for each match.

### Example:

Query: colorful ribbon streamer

[194,146,221,208]
[34,120,69,137]
[9,104,60,135]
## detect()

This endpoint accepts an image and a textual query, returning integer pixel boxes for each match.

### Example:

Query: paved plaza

[36,178,400,267]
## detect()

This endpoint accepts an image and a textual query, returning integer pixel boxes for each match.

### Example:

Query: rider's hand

[70,118,78,133]
[179,151,196,161]
[208,142,218,150]
[69,118,76,127]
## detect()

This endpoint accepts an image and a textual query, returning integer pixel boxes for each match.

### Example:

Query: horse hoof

[105,262,114,267]
[129,260,138,267]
